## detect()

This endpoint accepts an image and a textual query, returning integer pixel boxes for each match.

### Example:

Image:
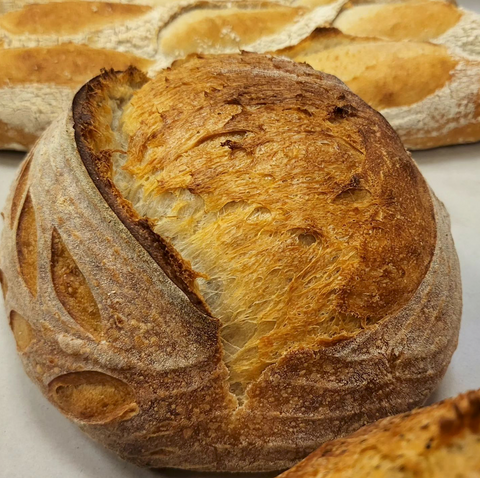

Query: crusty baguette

[335,0,480,58]
[348,0,456,4]
[0,0,456,14]
[0,44,152,150]
[0,0,477,151]
[0,53,461,471]
[0,0,347,150]
[277,28,480,150]
[279,389,480,478]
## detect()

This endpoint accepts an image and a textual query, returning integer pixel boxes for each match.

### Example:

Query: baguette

[348,0,456,4]
[0,44,152,150]
[0,0,478,151]
[0,0,347,150]
[277,29,480,150]
[334,0,480,58]
[279,389,480,478]
[0,53,462,471]
[0,0,456,14]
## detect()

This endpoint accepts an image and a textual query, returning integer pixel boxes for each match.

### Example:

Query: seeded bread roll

[0,53,462,472]
[279,390,480,478]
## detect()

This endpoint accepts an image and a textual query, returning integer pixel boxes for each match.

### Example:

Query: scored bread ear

[278,29,480,150]
[334,1,480,59]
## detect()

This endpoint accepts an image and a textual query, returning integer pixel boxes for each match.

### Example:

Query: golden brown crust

[348,0,457,4]
[275,27,374,58]
[279,390,480,478]
[337,1,462,42]
[0,54,462,472]
[10,310,34,352]
[0,1,152,35]
[105,54,436,389]
[15,193,37,296]
[158,4,306,58]
[0,44,152,87]
[291,39,458,110]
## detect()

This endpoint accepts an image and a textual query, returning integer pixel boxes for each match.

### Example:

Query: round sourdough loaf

[0,53,462,472]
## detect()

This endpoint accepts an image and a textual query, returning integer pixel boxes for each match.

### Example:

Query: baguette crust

[335,1,480,59]
[348,0,456,4]
[0,2,152,35]
[335,1,463,43]
[0,44,152,150]
[0,54,462,471]
[279,390,480,478]
[0,0,477,151]
[278,29,480,149]
[0,0,455,13]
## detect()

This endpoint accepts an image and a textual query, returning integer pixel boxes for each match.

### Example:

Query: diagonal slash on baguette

[0,0,479,151]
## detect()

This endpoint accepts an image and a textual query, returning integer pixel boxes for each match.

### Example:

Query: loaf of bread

[349,0,456,5]
[277,28,480,150]
[335,0,480,58]
[279,389,480,478]
[0,53,462,471]
[0,0,455,14]
[0,0,347,150]
[0,0,477,151]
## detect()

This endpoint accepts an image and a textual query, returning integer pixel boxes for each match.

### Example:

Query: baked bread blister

[0,53,462,471]
[0,0,479,151]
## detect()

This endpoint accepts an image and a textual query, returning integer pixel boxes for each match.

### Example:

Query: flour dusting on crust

[382,59,480,146]
[435,9,480,59]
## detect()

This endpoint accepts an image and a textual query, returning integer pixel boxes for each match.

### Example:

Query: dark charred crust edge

[72,67,211,316]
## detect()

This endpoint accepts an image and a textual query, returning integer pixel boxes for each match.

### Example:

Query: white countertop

[1,2,480,476]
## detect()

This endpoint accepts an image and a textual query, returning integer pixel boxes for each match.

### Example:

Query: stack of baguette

[1,0,479,151]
